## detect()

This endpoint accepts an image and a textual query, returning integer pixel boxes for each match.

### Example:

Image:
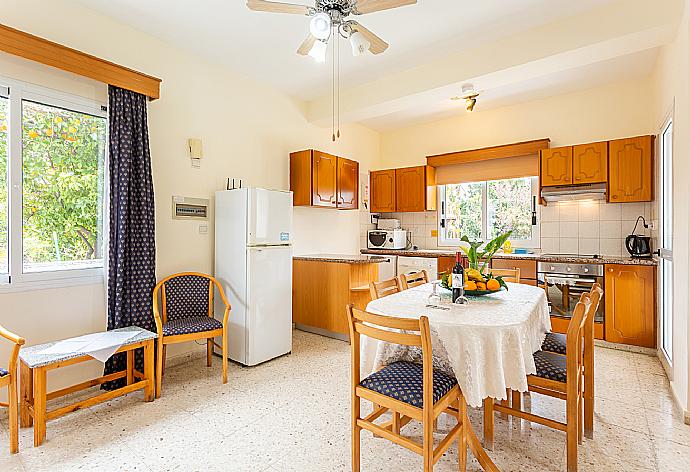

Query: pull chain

[331,28,336,142]
[337,32,341,139]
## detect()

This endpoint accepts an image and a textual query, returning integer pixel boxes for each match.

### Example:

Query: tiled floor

[0,330,687,471]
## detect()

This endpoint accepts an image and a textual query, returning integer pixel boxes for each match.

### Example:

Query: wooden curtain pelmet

[427,138,550,185]
[0,24,161,100]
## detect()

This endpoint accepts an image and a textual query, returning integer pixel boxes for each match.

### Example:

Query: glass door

[659,117,673,362]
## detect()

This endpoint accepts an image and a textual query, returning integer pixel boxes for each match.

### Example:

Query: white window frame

[658,110,673,366]
[437,177,540,248]
[0,76,108,293]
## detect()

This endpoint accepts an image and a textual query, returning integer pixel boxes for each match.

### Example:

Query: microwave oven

[367,229,408,250]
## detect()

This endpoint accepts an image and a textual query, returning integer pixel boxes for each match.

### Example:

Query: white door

[659,118,673,362]
[245,245,293,365]
[248,188,293,246]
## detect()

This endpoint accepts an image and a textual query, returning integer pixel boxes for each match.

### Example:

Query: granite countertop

[294,254,392,264]
[360,248,658,266]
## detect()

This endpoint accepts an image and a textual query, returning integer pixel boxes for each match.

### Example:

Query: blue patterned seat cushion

[164,275,211,321]
[533,351,567,383]
[541,332,567,355]
[0,367,7,377]
[360,362,457,408]
[162,316,222,337]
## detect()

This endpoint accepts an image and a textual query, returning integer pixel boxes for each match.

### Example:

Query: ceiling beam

[305,0,681,126]
[0,23,162,100]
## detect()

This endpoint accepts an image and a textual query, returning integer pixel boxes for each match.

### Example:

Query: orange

[464,281,477,291]
[476,282,487,291]
[487,279,500,291]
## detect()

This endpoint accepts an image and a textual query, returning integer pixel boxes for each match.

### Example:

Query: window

[659,116,673,362]
[0,79,107,289]
[438,177,539,247]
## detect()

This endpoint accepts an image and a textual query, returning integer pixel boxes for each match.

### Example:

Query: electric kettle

[626,216,652,258]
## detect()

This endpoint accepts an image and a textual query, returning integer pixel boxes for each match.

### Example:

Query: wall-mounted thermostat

[172,196,209,220]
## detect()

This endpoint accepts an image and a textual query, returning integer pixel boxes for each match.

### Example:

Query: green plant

[458,231,512,275]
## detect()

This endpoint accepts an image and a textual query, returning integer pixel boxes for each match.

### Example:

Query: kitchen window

[438,176,539,247]
[0,79,107,290]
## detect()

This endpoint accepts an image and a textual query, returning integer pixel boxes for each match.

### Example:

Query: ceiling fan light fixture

[349,31,371,56]
[465,97,477,112]
[308,39,328,63]
[310,12,332,40]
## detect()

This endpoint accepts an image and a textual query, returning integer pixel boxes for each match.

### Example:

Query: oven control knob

[566,267,572,272]
[550,266,555,271]
[584,267,589,273]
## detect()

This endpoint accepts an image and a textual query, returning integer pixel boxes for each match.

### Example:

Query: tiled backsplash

[360,200,656,257]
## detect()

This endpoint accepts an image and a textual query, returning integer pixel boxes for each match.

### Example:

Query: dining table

[364,281,550,470]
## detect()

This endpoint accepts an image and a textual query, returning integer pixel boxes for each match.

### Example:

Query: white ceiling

[71,0,619,101]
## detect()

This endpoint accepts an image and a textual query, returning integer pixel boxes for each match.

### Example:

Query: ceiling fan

[246,0,417,61]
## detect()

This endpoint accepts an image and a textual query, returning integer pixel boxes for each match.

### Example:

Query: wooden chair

[485,291,601,472]
[370,277,401,300]
[0,325,25,454]
[541,283,603,439]
[347,305,467,472]
[399,270,430,290]
[153,272,231,398]
[490,268,520,283]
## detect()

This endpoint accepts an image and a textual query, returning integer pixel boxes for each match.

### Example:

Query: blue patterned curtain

[103,85,156,388]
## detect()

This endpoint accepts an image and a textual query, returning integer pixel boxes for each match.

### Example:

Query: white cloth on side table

[364,282,551,407]
[37,330,142,363]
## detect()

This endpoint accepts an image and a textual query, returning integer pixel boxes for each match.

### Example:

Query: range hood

[541,183,607,202]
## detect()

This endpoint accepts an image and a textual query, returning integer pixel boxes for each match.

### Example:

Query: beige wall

[0,0,380,396]
[379,77,655,168]
[651,1,690,414]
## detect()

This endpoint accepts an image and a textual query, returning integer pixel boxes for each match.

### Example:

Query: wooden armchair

[347,305,467,471]
[485,290,601,472]
[369,277,401,300]
[490,268,521,283]
[0,325,25,454]
[399,270,430,290]
[153,272,231,398]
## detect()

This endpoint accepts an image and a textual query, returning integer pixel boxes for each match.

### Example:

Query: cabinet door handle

[608,268,614,272]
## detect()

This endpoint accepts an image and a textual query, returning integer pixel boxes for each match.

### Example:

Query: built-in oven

[537,261,604,322]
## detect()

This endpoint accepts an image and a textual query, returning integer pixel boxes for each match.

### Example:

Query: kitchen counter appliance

[367,229,408,250]
[537,261,604,322]
[626,216,652,257]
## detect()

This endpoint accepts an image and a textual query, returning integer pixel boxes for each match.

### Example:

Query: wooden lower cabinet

[437,256,455,279]
[293,259,378,336]
[604,264,656,348]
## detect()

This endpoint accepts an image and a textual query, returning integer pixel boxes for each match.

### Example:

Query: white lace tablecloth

[363,282,551,408]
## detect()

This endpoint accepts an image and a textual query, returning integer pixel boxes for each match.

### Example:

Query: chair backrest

[399,270,430,290]
[370,277,401,300]
[0,325,26,376]
[565,294,592,385]
[584,283,603,337]
[153,272,221,324]
[491,268,521,283]
[346,304,434,411]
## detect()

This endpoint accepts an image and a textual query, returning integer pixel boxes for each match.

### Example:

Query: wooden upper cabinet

[540,147,573,186]
[572,141,607,184]
[289,149,358,209]
[604,264,656,348]
[370,169,396,213]
[312,151,337,207]
[337,157,359,210]
[608,136,653,203]
[395,165,436,212]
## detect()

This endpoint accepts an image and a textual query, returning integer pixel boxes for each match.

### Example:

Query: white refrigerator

[215,187,293,366]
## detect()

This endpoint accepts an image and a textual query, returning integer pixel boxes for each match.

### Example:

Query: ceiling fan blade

[246,0,311,15]
[353,0,417,14]
[297,34,317,55]
[350,22,389,54]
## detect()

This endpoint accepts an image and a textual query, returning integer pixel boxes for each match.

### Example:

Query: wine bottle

[452,252,464,303]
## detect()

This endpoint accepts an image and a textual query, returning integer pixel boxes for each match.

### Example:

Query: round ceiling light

[310,12,332,40]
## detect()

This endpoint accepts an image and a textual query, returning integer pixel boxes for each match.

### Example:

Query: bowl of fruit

[440,231,512,296]
[440,269,507,296]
